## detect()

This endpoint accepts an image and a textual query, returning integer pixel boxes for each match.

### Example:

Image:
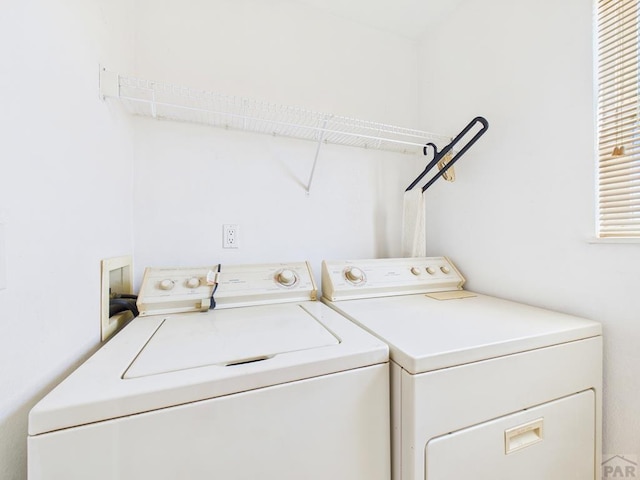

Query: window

[596,0,640,238]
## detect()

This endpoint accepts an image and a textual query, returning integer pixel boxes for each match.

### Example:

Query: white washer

[29,261,390,480]
[321,257,602,480]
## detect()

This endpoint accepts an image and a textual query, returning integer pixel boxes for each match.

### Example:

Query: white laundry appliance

[28,261,391,480]
[321,257,602,480]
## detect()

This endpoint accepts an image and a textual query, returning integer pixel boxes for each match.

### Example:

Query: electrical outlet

[223,224,239,249]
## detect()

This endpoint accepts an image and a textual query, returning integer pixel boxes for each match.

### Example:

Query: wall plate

[101,255,133,342]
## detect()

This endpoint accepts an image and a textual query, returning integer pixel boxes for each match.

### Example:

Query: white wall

[131,0,423,283]
[0,2,422,478]
[0,1,135,479]
[418,0,640,458]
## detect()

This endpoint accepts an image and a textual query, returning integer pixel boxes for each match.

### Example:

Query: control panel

[137,266,218,316]
[321,257,465,301]
[214,261,317,309]
[137,261,317,316]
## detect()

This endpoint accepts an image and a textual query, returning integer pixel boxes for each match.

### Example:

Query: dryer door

[425,390,595,479]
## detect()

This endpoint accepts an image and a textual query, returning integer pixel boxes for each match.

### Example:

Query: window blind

[597,0,640,237]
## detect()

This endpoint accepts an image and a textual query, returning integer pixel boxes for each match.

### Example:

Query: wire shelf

[105,74,450,155]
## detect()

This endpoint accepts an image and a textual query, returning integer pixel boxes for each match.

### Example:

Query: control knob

[186,277,200,289]
[276,269,297,287]
[410,267,421,276]
[344,266,365,284]
[159,279,175,291]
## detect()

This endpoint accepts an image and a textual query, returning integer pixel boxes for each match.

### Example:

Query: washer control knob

[159,279,175,291]
[440,266,451,274]
[277,269,297,286]
[426,267,436,275]
[345,267,365,284]
[410,267,421,276]
[186,277,200,289]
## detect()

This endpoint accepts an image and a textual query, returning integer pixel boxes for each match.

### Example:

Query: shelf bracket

[99,66,119,100]
[305,116,329,194]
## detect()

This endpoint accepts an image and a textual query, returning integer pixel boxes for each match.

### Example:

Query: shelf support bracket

[99,67,119,100]
[305,117,329,194]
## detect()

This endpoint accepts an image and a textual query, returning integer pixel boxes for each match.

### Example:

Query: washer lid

[124,304,339,378]
[28,301,388,436]
[327,293,602,374]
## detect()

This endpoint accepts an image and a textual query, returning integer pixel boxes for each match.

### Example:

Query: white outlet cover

[223,224,239,249]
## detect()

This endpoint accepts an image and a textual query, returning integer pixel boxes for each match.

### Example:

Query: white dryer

[321,257,602,480]
[29,261,390,480]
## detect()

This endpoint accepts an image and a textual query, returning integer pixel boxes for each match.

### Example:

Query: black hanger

[406,116,489,192]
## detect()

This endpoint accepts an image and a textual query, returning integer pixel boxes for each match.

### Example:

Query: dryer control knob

[410,267,421,276]
[186,277,200,289]
[440,266,451,274]
[277,269,297,286]
[426,267,436,275]
[159,279,175,291]
[345,267,365,284]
